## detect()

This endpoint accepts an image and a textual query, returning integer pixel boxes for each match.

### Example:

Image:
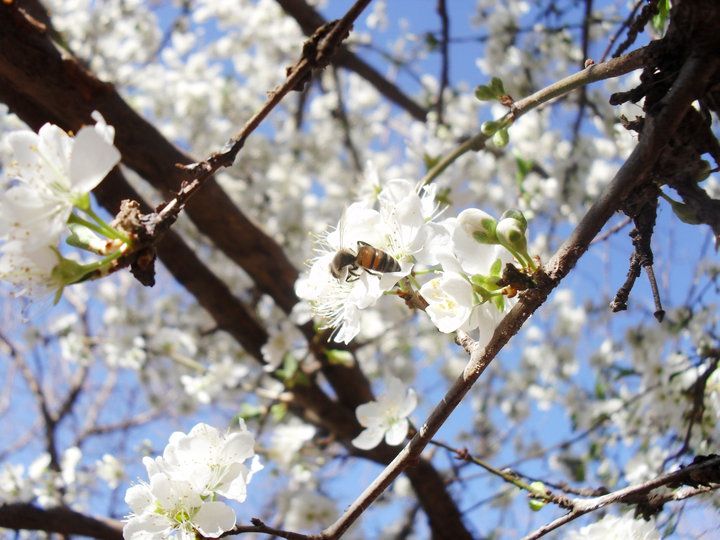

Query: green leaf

[558,455,586,482]
[660,191,702,224]
[435,187,453,206]
[50,251,95,287]
[693,159,711,182]
[424,32,439,50]
[476,77,506,101]
[237,403,263,421]
[651,0,671,34]
[528,498,546,511]
[326,349,353,366]
[275,354,299,382]
[423,153,441,171]
[489,77,506,96]
[514,155,534,185]
[471,274,501,291]
[490,257,503,277]
[270,403,288,422]
[594,379,606,399]
[475,84,496,101]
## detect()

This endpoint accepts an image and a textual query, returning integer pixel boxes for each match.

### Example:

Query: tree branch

[435,0,450,125]
[274,0,428,121]
[0,503,123,540]
[420,44,650,186]
[524,455,720,539]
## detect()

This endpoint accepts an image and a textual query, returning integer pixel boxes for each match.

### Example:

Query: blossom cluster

[295,177,536,345]
[124,421,262,539]
[0,114,123,302]
[563,511,660,540]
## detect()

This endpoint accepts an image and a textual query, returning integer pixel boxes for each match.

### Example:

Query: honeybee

[330,241,401,282]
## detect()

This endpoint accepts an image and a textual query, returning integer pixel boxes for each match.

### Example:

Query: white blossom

[352,377,417,450]
[268,420,317,468]
[123,421,262,539]
[1,117,120,248]
[563,512,660,540]
[281,489,338,533]
[142,421,262,503]
[0,463,32,503]
[180,357,249,404]
[420,273,475,333]
[96,454,124,489]
[124,473,235,540]
[261,321,307,372]
[0,242,61,299]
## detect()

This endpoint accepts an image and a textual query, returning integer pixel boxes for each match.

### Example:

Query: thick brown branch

[0,503,123,540]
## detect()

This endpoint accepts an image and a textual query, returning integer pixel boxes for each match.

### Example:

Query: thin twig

[435,0,450,125]
[159,0,373,225]
[275,0,428,121]
[600,0,643,63]
[523,456,720,539]
[590,216,631,244]
[330,66,363,173]
[420,45,650,186]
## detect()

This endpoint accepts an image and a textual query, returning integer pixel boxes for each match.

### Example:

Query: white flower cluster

[563,512,660,540]
[0,114,122,301]
[124,421,262,539]
[295,178,535,345]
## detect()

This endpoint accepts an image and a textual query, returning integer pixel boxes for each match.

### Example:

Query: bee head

[330,248,357,279]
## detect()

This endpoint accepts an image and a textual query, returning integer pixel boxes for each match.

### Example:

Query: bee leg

[346,268,361,282]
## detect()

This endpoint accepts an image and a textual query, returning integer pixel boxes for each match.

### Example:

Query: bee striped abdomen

[357,242,400,273]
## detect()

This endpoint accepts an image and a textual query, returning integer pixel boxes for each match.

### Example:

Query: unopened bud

[458,208,498,244]
[500,209,527,231]
[492,127,509,147]
[528,481,548,511]
[496,216,529,259]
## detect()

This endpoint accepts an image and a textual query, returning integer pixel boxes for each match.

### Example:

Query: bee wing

[337,205,350,249]
[338,207,346,248]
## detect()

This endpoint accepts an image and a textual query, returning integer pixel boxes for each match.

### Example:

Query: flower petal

[384,418,409,446]
[193,501,236,538]
[69,126,121,194]
[351,426,386,450]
